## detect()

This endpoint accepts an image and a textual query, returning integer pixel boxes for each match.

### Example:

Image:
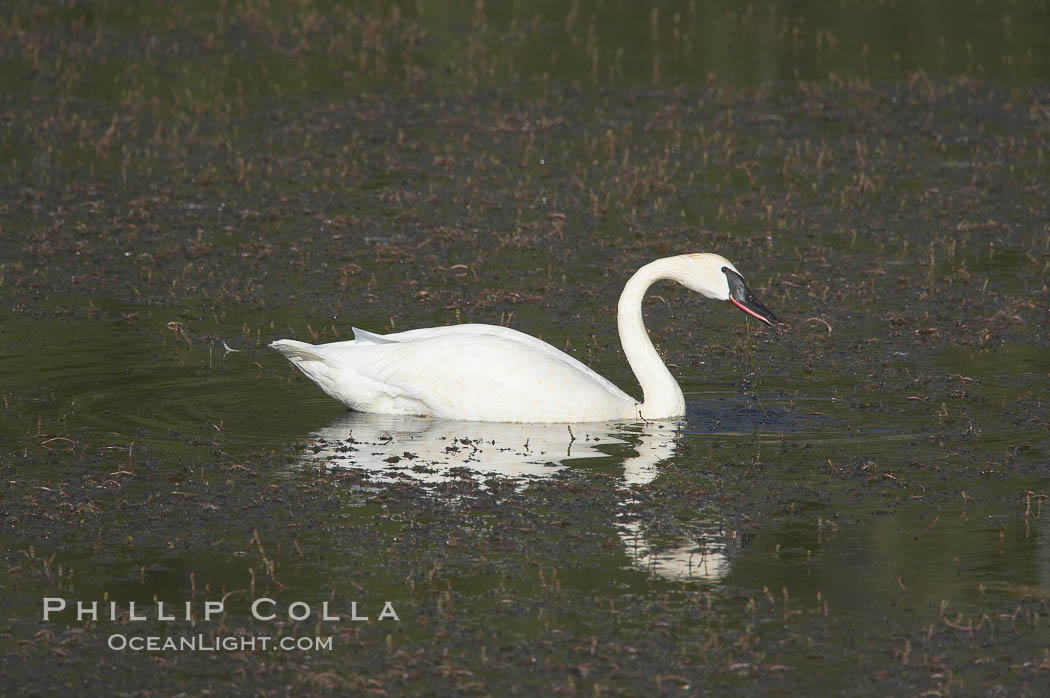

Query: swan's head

[682,253,779,326]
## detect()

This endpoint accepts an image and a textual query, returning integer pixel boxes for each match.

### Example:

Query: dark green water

[2,1,1048,695]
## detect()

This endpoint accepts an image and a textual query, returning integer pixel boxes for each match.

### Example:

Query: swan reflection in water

[295,411,749,582]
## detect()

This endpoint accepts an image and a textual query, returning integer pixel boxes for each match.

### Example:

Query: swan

[271,253,777,422]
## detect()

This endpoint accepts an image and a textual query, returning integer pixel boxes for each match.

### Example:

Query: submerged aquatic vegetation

[1,0,1048,695]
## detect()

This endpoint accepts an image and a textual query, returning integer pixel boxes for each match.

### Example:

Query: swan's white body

[273,323,637,421]
[271,253,776,422]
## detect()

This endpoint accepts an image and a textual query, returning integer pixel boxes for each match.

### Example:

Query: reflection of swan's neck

[617,258,686,419]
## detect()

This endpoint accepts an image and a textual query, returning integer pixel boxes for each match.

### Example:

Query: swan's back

[271,324,637,422]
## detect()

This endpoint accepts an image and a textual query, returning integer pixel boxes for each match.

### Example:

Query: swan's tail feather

[269,339,327,363]
[270,338,431,415]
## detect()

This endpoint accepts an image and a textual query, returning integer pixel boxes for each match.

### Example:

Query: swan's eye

[720,266,729,274]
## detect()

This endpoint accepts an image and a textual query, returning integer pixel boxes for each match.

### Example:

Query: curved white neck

[617,257,686,419]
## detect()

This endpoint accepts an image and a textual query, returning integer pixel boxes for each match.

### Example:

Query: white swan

[271,253,777,422]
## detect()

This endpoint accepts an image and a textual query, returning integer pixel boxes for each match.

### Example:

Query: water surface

[2,0,1048,695]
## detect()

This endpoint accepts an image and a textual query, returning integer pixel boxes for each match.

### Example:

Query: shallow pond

[2,1,1049,695]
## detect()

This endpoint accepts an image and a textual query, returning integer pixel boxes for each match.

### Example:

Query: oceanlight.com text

[107,633,334,652]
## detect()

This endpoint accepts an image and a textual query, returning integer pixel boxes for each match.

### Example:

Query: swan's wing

[352,327,397,345]
[356,324,631,400]
[334,329,637,421]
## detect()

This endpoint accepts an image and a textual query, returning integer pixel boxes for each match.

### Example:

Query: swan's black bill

[723,267,778,326]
